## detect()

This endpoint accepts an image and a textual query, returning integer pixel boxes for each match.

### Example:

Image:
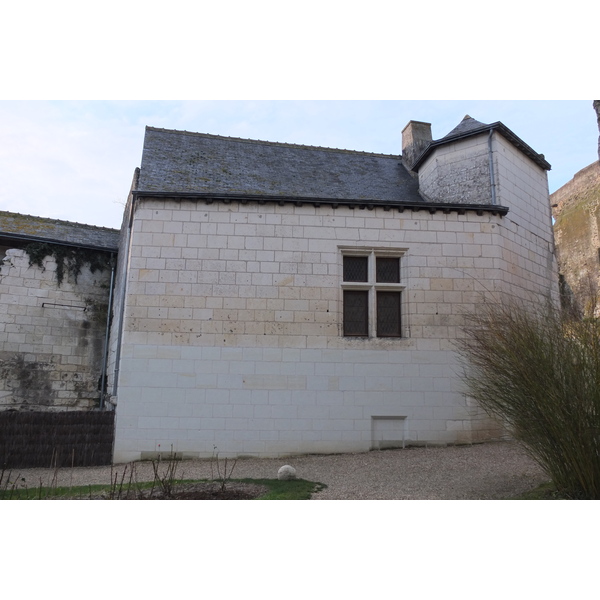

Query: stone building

[108,116,557,462]
[0,115,558,461]
[0,212,119,411]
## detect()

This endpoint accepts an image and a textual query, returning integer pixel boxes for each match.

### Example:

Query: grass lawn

[0,477,326,500]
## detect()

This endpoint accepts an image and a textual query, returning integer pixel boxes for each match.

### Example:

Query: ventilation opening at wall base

[370,415,407,450]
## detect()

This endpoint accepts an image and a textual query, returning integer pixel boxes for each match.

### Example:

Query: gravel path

[6,441,547,499]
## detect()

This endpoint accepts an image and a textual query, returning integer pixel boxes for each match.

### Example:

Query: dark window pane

[376,257,400,283]
[377,291,401,337]
[343,256,368,282]
[344,290,368,336]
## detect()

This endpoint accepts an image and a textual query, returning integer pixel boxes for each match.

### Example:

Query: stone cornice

[132,191,509,216]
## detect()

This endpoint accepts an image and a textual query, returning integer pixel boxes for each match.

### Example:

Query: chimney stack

[402,120,432,170]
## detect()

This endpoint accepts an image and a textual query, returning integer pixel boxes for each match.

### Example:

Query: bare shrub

[210,446,237,492]
[150,454,180,498]
[457,297,600,499]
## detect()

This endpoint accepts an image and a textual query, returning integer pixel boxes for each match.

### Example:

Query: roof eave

[132,190,509,216]
[0,231,119,253]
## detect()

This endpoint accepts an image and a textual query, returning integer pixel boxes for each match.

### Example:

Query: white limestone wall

[493,135,558,301]
[111,200,532,461]
[418,131,558,302]
[418,134,492,204]
[0,248,112,411]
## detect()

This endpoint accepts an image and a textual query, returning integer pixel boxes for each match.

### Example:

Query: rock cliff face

[551,103,600,315]
[551,161,600,315]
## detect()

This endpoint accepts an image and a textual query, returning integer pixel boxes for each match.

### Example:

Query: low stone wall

[0,410,114,468]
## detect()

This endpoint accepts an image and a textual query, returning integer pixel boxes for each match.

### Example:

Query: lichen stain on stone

[0,355,55,407]
[85,297,109,326]
[75,319,95,350]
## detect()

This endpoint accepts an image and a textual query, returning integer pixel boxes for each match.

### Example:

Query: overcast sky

[2,4,597,232]
[1,100,598,230]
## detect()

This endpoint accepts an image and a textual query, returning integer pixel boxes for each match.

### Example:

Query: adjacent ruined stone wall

[551,161,600,315]
[0,246,113,411]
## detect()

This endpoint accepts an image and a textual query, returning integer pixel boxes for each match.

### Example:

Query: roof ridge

[145,126,401,159]
[438,115,490,141]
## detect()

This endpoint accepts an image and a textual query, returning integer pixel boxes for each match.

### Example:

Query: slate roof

[0,211,119,251]
[411,115,551,172]
[137,127,423,205]
[441,114,490,139]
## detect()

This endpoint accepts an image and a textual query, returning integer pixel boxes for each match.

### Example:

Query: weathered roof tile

[0,211,119,251]
[138,127,423,204]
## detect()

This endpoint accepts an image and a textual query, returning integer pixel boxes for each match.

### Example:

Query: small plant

[0,465,26,500]
[210,446,237,492]
[46,448,62,494]
[107,463,140,499]
[24,242,112,286]
[150,447,180,498]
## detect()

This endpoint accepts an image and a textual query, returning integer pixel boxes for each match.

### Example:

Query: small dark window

[376,257,400,283]
[343,290,369,336]
[376,291,402,337]
[342,252,404,338]
[343,256,368,282]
